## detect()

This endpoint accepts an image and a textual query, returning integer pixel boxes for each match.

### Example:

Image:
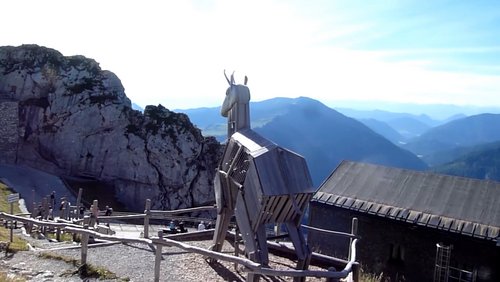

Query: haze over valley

[179,98,500,184]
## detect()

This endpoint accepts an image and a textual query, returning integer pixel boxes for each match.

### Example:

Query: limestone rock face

[0,45,221,211]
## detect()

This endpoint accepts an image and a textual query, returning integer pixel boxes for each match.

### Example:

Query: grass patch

[0,272,25,282]
[46,231,74,242]
[360,269,383,282]
[0,182,28,252]
[0,182,22,214]
[39,252,127,281]
[39,251,79,265]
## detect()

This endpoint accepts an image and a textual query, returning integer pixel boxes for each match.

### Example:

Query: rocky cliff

[0,44,221,211]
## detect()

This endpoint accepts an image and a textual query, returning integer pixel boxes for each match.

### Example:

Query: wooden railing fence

[0,199,359,282]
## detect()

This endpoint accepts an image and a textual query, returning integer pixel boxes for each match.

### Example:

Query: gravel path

[0,165,330,281]
[0,230,329,281]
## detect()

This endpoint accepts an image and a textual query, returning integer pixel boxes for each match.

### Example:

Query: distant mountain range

[179,97,427,186]
[335,108,466,141]
[358,118,405,145]
[178,97,500,184]
[433,141,500,182]
[330,100,500,120]
[402,113,500,159]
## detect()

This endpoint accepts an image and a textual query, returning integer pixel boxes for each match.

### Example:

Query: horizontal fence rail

[0,202,359,282]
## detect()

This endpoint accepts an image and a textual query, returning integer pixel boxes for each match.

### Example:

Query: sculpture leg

[234,193,260,282]
[285,221,312,282]
[256,224,269,266]
[211,172,236,254]
[211,208,233,254]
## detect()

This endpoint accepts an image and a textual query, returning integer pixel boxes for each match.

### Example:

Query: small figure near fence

[50,191,56,208]
[79,206,85,218]
[105,206,113,216]
[198,221,206,231]
[178,221,187,233]
[48,206,54,220]
[163,221,180,234]
[36,205,43,219]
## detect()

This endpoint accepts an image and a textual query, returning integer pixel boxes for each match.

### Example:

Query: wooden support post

[26,222,33,234]
[154,230,163,282]
[352,262,360,282]
[56,227,61,242]
[81,216,90,265]
[234,225,239,271]
[144,199,151,239]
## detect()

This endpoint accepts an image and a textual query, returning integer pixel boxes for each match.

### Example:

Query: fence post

[144,199,151,239]
[56,227,61,242]
[81,216,90,265]
[352,262,360,282]
[154,230,163,282]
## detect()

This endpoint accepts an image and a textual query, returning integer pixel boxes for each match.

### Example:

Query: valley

[179,98,500,184]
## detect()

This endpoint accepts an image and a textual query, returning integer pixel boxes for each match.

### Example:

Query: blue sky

[2,0,500,110]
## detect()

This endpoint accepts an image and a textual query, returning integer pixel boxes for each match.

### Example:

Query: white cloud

[1,0,499,109]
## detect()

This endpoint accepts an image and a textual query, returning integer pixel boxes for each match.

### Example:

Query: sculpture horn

[230,71,235,85]
[244,75,248,85]
[224,70,231,85]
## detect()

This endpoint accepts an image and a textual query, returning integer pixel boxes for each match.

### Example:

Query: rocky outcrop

[0,101,18,163]
[0,45,221,211]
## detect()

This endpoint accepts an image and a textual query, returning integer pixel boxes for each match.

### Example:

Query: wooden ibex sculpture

[210,71,315,281]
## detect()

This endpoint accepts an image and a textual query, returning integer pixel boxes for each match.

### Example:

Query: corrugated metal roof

[312,161,500,241]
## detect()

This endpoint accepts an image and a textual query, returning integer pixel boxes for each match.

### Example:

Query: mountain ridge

[433,141,500,181]
[181,96,427,185]
[403,113,500,158]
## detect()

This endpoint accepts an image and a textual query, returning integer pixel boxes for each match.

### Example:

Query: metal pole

[347,217,359,282]
[348,218,358,261]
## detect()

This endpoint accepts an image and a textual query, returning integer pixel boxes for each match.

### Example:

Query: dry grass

[39,252,124,280]
[0,272,26,282]
[0,182,28,252]
[359,269,384,282]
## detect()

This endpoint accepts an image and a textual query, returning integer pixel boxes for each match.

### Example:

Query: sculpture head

[221,70,251,118]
